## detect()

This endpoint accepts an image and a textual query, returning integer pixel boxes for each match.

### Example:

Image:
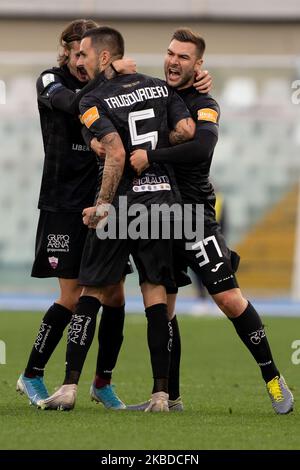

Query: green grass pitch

[0,311,299,450]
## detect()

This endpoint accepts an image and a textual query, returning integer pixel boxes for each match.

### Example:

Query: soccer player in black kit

[39,26,195,412]
[16,19,136,409]
[130,29,294,414]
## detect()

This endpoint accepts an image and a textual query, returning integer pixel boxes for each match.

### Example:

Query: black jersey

[79,73,191,208]
[175,88,220,207]
[36,65,105,212]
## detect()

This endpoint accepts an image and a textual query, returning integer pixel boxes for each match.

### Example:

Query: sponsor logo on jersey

[132,174,171,192]
[133,184,171,192]
[197,108,218,123]
[81,106,100,128]
[104,86,168,109]
[42,73,55,88]
[72,143,90,152]
[48,256,58,269]
[47,234,70,253]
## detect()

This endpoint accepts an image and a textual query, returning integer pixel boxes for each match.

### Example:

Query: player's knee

[214,290,247,318]
[101,284,125,307]
[141,283,167,308]
[104,291,125,307]
[81,286,102,303]
[167,294,177,320]
[58,280,82,312]
[58,291,81,312]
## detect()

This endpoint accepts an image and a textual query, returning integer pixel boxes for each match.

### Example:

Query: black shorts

[79,223,175,291]
[31,210,88,279]
[166,267,192,294]
[174,215,240,295]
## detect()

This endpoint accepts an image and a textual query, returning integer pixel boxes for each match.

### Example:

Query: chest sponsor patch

[197,108,218,123]
[42,73,55,88]
[132,174,171,192]
[81,106,100,128]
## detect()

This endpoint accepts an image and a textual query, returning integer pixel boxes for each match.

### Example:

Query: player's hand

[82,206,99,228]
[193,69,212,94]
[82,204,110,229]
[90,138,106,158]
[130,149,149,175]
[95,201,111,230]
[113,57,137,74]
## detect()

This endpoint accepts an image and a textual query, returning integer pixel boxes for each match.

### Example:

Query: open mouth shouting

[167,67,181,83]
[76,66,88,82]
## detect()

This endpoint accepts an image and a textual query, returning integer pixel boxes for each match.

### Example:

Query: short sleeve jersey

[80,73,191,207]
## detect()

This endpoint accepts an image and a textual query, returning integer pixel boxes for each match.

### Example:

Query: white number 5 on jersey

[128,109,158,150]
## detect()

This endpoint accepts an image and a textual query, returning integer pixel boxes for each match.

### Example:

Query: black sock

[25,303,72,377]
[64,296,100,385]
[168,315,181,401]
[145,303,172,394]
[230,301,280,383]
[95,304,125,383]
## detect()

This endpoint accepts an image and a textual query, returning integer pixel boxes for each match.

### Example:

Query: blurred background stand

[1,0,300,314]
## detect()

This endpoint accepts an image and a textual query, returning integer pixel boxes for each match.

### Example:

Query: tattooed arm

[169,117,195,145]
[79,97,125,204]
[80,92,126,228]
[82,132,125,228]
[97,132,125,205]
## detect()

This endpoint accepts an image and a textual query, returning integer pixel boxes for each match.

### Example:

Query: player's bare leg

[57,278,83,312]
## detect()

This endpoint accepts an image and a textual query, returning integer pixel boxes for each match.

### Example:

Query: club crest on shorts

[48,256,58,269]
